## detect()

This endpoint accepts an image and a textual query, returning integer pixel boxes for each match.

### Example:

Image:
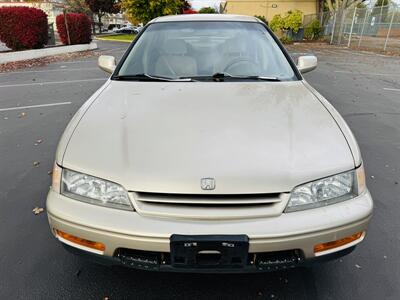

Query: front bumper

[61,242,357,273]
[46,189,373,272]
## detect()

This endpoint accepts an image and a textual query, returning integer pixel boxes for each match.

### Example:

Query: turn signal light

[56,230,105,252]
[314,232,364,254]
[51,163,62,193]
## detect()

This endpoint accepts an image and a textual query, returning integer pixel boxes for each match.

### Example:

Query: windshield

[116,21,297,81]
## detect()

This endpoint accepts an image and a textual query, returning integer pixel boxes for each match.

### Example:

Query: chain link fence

[309,4,400,53]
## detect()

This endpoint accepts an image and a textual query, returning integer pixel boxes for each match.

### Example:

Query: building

[96,13,128,30]
[221,0,322,21]
[0,1,64,25]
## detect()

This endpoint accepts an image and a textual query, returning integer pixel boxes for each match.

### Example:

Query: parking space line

[322,62,362,65]
[335,70,400,77]
[0,78,107,88]
[100,47,128,52]
[0,102,72,111]
[383,88,400,92]
[53,60,96,65]
[0,67,99,75]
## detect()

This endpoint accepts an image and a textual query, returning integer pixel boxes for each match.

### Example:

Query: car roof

[150,14,261,24]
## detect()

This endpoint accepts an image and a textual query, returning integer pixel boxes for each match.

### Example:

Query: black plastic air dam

[62,243,356,273]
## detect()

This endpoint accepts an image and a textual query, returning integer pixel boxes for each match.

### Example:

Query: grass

[97,34,136,42]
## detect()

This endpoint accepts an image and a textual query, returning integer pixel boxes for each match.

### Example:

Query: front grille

[130,192,289,220]
[132,191,282,206]
[254,249,303,271]
[115,249,170,271]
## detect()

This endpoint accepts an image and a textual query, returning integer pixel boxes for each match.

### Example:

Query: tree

[324,0,368,44]
[121,0,184,24]
[180,0,197,14]
[65,0,91,15]
[124,12,140,24]
[56,13,92,45]
[181,0,191,11]
[374,0,391,7]
[373,0,391,22]
[269,10,302,33]
[198,7,217,14]
[85,0,120,32]
[325,0,368,12]
[254,15,268,24]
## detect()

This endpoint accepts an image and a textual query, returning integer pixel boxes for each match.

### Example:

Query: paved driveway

[0,41,399,299]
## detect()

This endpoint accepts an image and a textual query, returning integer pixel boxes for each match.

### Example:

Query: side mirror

[98,55,116,74]
[297,55,317,74]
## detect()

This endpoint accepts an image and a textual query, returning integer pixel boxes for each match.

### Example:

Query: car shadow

[75,257,320,299]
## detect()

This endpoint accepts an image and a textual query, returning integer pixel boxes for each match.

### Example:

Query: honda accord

[47,14,373,272]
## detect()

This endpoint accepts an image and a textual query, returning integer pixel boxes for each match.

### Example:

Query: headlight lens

[285,166,365,212]
[61,169,133,211]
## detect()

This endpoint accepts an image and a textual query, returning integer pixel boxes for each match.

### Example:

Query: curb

[95,37,132,43]
[0,42,98,64]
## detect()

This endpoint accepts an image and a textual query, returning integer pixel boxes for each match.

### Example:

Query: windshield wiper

[113,74,194,82]
[211,72,281,82]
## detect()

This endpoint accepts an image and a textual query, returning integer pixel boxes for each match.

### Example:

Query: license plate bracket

[170,234,249,268]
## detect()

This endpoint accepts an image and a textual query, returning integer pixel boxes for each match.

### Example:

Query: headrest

[223,39,248,54]
[163,39,188,55]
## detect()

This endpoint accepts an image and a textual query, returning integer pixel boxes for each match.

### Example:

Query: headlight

[61,169,133,211]
[285,166,366,212]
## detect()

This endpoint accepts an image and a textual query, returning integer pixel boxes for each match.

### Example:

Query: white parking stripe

[334,70,400,77]
[0,102,72,111]
[383,88,400,92]
[0,67,99,75]
[0,78,107,88]
[99,47,128,52]
[53,60,96,65]
[322,62,362,65]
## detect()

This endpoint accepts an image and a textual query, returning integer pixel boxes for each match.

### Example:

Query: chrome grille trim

[130,193,290,220]
[131,192,282,206]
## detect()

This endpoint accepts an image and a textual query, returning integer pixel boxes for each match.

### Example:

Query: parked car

[112,26,121,32]
[108,24,120,31]
[114,25,138,34]
[47,14,373,273]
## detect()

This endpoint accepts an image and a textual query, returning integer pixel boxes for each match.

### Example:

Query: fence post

[358,9,369,48]
[379,3,384,23]
[348,8,357,47]
[383,9,395,51]
[330,12,337,44]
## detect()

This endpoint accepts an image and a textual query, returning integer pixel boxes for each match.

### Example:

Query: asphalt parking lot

[0,41,399,299]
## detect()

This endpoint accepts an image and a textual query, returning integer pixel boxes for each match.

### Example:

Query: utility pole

[63,10,71,45]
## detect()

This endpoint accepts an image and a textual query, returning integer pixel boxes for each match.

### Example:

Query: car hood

[62,81,354,194]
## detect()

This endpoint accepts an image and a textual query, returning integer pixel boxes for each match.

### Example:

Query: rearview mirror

[98,55,116,74]
[297,56,317,74]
